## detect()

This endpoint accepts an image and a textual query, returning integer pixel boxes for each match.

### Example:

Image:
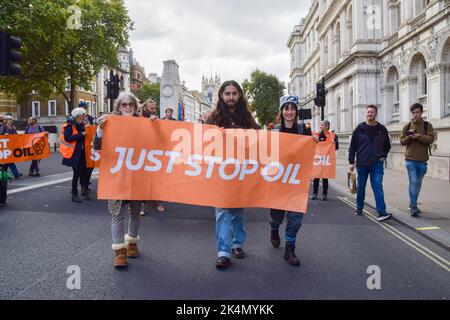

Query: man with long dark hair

[205,80,258,269]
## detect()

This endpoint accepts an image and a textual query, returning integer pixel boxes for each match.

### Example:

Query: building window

[65,80,71,91]
[32,101,40,117]
[48,100,57,117]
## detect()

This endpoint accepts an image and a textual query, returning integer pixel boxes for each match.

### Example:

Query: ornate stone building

[288,0,450,180]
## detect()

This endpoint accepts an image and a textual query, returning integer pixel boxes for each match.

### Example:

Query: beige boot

[125,234,140,258]
[112,243,128,268]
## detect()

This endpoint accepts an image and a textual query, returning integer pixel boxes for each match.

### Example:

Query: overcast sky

[124,0,310,92]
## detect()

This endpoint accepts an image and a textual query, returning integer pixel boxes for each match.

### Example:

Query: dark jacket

[274,123,312,136]
[349,122,391,167]
[62,118,86,168]
[205,112,259,130]
[0,125,18,135]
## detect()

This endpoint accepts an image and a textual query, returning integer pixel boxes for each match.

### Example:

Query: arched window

[387,66,400,122]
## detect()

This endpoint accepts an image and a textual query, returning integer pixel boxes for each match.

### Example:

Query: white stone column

[427,64,445,119]
[405,0,413,21]
[398,77,411,122]
[328,29,334,67]
[341,9,348,55]
[97,70,105,114]
[353,0,366,42]
[320,37,326,73]
[381,85,394,124]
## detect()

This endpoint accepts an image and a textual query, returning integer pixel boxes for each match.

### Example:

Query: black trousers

[313,178,329,195]
[72,157,89,195]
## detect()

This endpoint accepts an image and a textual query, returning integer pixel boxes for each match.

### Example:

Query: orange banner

[97,116,316,213]
[0,133,50,163]
[311,141,336,179]
[85,126,100,168]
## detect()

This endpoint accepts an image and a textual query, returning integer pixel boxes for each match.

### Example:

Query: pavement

[329,158,450,251]
[0,153,449,299]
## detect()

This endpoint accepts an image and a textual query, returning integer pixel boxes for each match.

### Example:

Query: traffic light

[107,73,120,100]
[314,78,326,121]
[113,74,120,99]
[0,32,22,76]
[314,79,326,107]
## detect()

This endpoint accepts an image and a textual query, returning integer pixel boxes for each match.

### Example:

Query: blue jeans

[270,210,303,246]
[215,208,245,258]
[6,163,20,178]
[406,160,427,208]
[357,160,387,215]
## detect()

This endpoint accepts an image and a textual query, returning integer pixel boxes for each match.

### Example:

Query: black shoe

[0,203,6,208]
[409,206,419,217]
[72,194,82,203]
[231,247,245,259]
[216,256,231,269]
[355,208,363,216]
[81,189,91,201]
[284,244,300,266]
[34,172,40,177]
[410,205,421,215]
[311,194,318,200]
[15,173,23,179]
[271,230,280,248]
[322,194,328,201]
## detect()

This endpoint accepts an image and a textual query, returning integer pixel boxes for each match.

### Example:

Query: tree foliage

[243,69,285,127]
[134,82,161,115]
[0,0,133,111]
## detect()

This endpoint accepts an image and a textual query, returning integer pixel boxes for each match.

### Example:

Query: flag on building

[178,101,185,121]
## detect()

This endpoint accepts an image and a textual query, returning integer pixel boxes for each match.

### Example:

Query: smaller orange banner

[0,133,50,163]
[311,141,336,179]
[85,126,100,168]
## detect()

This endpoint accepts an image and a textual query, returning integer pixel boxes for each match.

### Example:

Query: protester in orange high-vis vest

[312,120,339,201]
[61,107,88,203]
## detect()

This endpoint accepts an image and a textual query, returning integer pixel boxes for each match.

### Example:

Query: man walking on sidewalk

[349,105,392,222]
[400,103,435,217]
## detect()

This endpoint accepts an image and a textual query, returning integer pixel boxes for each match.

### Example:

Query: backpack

[25,126,44,134]
[407,121,432,156]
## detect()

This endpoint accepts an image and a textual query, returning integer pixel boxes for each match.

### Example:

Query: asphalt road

[0,155,449,300]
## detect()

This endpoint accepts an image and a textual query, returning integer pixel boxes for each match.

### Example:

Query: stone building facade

[288,0,450,180]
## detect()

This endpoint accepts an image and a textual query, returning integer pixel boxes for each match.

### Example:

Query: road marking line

[338,197,450,272]
[416,227,441,231]
[7,170,99,195]
[339,196,450,268]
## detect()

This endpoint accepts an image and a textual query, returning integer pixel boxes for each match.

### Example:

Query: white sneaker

[377,214,392,222]
[140,210,146,216]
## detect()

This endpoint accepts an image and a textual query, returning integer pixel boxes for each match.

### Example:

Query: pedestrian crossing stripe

[416,227,440,231]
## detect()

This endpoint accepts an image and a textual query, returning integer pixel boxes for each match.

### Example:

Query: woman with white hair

[93,92,154,268]
[60,107,89,203]
[312,120,339,201]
